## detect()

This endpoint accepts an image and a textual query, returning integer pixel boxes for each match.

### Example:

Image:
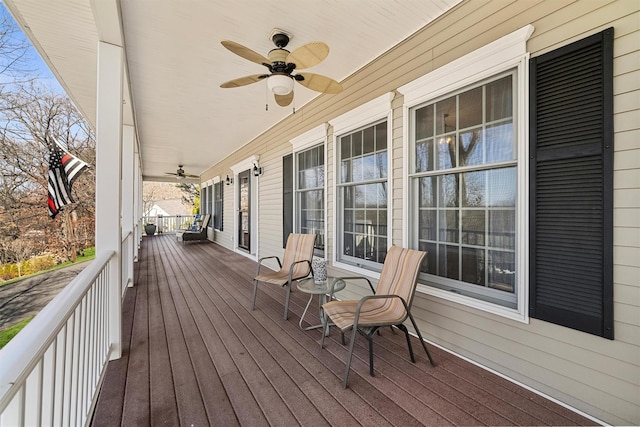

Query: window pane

[416,104,434,140]
[420,241,437,275]
[341,159,351,183]
[419,210,436,240]
[376,152,387,179]
[437,135,456,169]
[488,209,515,249]
[488,250,515,293]
[462,171,485,207]
[462,247,485,285]
[440,244,459,280]
[376,122,387,150]
[459,128,483,167]
[416,139,434,173]
[486,122,514,163]
[486,75,512,122]
[461,209,485,245]
[459,87,482,129]
[419,176,436,207]
[436,96,457,134]
[362,153,376,180]
[440,174,458,208]
[439,210,459,243]
[363,126,375,154]
[340,135,351,160]
[353,131,363,156]
[487,167,516,207]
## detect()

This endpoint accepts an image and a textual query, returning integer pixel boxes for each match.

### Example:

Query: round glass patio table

[296,277,346,333]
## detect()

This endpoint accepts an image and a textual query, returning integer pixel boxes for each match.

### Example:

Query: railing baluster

[0,251,116,427]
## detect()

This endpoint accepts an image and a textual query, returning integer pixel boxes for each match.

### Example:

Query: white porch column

[95,41,123,360]
[122,124,135,286]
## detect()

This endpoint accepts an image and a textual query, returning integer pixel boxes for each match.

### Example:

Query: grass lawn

[0,317,34,350]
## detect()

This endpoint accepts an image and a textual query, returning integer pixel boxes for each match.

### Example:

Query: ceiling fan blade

[275,91,294,107]
[286,42,329,69]
[184,173,199,178]
[296,72,343,94]
[165,172,178,176]
[221,40,271,66]
[220,74,268,88]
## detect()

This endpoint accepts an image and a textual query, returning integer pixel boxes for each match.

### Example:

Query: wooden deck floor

[91,234,596,426]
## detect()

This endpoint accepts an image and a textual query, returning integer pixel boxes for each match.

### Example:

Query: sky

[0,1,64,92]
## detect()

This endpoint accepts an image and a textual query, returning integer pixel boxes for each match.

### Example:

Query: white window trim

[398,25,533,323]
[290,124,328,259]
[290,123,328,151]
[212,176,222,231]
[231,155,259,260]
[330,92,394,278]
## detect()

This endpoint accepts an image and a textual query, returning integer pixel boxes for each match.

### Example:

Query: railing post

[95,41,123,360]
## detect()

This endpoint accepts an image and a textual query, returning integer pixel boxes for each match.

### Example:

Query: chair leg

[341,331,346,346]
[367,333,375,376]
[283,283,291,320]
[251,279,258,310]
[343,326,359,388]
[407,312,435,366]
[320,320,330,348]
[397,324,415,363]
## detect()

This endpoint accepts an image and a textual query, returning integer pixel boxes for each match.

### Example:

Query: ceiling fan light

[267,74,293,95]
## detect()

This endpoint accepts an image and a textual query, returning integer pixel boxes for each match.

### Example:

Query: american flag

[47,138,89,219]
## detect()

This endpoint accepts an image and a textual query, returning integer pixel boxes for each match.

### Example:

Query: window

[296,144,324,257]
[330,93,393,273]
[399,25,532,320]
[214,181,223,231]
[201,184,209,215]
[283,154,293,248]
[337,120,389,268]
[290,124,327,253]
[410,73,517,308]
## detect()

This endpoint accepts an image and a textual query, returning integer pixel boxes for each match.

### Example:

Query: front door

[237,170,251,251]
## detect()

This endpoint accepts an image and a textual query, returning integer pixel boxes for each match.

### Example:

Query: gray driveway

[0,261,90,330]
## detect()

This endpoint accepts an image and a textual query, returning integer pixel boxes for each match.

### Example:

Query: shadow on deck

[91,234,596,426]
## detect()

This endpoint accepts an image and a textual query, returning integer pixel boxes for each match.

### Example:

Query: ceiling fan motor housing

[271,32,290,48]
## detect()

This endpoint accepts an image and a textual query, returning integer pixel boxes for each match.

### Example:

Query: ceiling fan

[165,165,198,180]
[220,30,343,107]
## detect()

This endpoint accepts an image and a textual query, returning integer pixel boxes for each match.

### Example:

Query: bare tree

[0,8,37,94]
[0,82,95,262]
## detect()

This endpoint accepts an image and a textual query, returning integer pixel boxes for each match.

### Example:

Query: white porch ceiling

[4,0,461,182]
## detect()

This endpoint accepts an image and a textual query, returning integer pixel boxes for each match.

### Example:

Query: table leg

[299,293,315,329]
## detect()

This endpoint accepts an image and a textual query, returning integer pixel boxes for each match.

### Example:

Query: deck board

[91,234,598,426]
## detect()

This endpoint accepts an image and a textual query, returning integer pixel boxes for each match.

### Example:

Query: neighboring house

[146,199,192,218]
[1,1,637,426]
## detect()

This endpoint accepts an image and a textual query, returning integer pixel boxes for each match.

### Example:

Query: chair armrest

[288,259,312,282]
[335,276,375,294]
[256,256,282,276]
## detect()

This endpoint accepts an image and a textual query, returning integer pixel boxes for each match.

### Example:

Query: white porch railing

[143,214,197,235]
[0,251,116,427]
[121,230,134,291]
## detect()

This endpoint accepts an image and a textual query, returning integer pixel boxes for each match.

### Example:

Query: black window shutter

[529,28,614,339]
[283,154,293,248]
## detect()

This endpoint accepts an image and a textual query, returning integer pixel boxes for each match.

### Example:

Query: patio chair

[179,214,211,243]
[252,233,316,320]
[321,245,435,388]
